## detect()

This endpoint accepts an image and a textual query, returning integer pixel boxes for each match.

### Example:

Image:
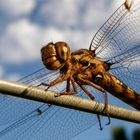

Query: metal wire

[0,79,140,124]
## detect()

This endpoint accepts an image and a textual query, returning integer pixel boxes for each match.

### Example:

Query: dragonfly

[0,0,140,139]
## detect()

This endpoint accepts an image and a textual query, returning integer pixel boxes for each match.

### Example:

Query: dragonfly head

[41,42,71,70]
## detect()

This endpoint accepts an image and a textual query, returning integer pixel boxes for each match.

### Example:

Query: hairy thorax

[70,49,108,82]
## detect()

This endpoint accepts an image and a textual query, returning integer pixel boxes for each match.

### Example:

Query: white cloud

[0,19,70,64]
[41,27,67,45]
[0,0,125,65]
[40,0,81,27]
[83,0,125,29]
[0,0,35,17]
[0,19,41,64]
[0,17,94,64]
[40,0,124,29]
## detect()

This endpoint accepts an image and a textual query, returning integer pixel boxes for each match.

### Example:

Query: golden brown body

[100,73,140,110]
[71,49,140,110]
[41,42,140,111]
[39,0,140,129]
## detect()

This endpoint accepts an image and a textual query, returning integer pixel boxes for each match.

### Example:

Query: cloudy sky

[0,0,123,80]
[0,0,139,140]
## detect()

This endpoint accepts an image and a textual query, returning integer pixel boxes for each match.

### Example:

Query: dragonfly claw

[100,127,103,131]
[106,121,110,126]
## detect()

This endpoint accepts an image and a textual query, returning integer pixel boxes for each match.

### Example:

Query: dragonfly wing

[0,86,105,140]
[89,0,140,93]
[0,68,105,140]
[90,0,140,58]
[0,68,52,125]
[108,45,140,93]
[0,68,64,125]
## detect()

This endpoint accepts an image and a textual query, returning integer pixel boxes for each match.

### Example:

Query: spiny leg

[97,114,103,130]
[38,72,70,91]
[59,77,78,96]
[40,75,65,90]
[38,60,72,90]
[66,78,70,92]
[78,76,105,93]
[78,75,110,128]
[94,74,110,124]
[78,83,103,130]
[54,77,72,97]
[77,83,95,100]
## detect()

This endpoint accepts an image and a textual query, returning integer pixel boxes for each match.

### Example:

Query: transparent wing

[0,68,105,140]
[107,45,140,93]
[0,68,53,125]
[90,0,140,93]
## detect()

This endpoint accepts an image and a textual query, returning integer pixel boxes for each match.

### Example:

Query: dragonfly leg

[77,76,105,93]
[97,114,103,130]
[38,72,71,90]
[77,83,95,100]
[37,75,64,90]
[44,76,64,86]
[37,59,72,89]
[66,78,70,92]
[77,83,103,130]
[54,78,70,97]
[57,77,78,96]
[78,75,111,128]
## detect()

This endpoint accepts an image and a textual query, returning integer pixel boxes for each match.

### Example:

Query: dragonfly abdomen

[97,73,140,110]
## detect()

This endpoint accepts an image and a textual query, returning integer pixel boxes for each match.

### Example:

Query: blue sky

[0,0,139,140]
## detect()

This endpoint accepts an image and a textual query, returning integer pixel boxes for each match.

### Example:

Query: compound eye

[41,43,56,59]
[41,41,71,70]
[55,42,70,62]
